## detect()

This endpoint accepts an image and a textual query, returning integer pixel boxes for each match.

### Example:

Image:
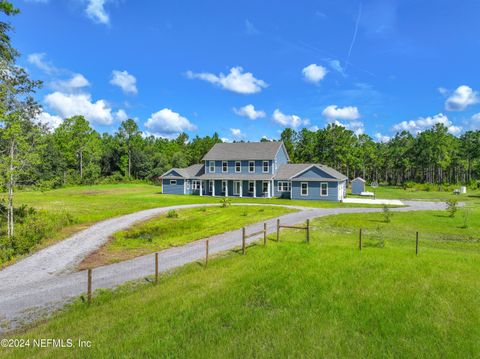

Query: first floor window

[233,181,241,195]
[192,180,200,190]
[277,181,291,192]
[235,161,241,173]
[222,180,227,193]
[249,161,255,173]
[248,181,254,193]
[209,180,214,192]
[262,181,269,194]
[186,180,190,189]
[263,161,269,173]
[222,161,228,173]
[209,161,215,173]
[170,180,177,185]
[320,182,328,196]
[301,182,308,196]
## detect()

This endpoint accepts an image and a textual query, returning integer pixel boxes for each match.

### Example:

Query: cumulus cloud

[35,111,62,130]
[374,132,391,143]
[445,85,479,111]
[27,53,57,74]
[110,70,138,94]
[186,67,268,94]
[145,108,196,138]
[392,113,462,135]
[272,109,309,128]
[322,105,360,121]
[233,104,266,120]
[329,60,345,75]
[332,120,364,135]
[302,64,327,84]
[44,92,113,125]
[230,128,245,138]
[52,73,90,92]
[86,0,110,24]
[115,109,129,122]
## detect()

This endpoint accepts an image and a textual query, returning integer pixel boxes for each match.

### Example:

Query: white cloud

[445,85,479,111]
[221,137,231,143]
[44,92,113,125]
[272,109,309,128]
[374,132,391,143]
[472,113,480,122]
[186,67,268,94]
[322,105,360,121]
[302,64,327,84]
[145,108,196,138]
[52,73,90,92]
[245,19,259,35]
[27,53,57,74]
[35,111,62,130]
[86,0,110,24]
[392,113,462,135]
[329,60,345,75]
[230,128,245,138]
[233,104,266,120]
[115,109,128,122]
[110,70,138,94]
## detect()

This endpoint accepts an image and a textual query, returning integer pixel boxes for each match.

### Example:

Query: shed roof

[352,177,366,182]
[202,141,287,161]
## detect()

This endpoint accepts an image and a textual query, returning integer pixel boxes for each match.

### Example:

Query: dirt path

[0,201,446,333]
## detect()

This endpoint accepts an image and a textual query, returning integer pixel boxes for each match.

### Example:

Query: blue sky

[12,0,480,141]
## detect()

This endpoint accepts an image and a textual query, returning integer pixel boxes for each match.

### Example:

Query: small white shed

[351,177,366,195]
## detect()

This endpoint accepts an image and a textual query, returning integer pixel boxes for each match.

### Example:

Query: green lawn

[362,185,480,202]
[2,207,479,358]
[79,205,296,269]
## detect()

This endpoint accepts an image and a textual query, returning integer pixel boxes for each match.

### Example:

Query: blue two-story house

[160,141,347,201]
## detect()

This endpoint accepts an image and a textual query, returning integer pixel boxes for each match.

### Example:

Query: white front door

[233,181,241,195]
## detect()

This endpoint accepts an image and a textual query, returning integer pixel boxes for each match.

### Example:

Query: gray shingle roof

[275,163,347,181]
[202,141,286,161]
[161,164,204,178]
[198,173,273,180]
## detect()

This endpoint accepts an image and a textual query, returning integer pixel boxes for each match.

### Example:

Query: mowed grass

[79,205,296,268]
[2,208,479,358]
[363,185,480,202]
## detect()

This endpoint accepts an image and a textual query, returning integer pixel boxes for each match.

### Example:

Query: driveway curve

[0,201,446,333]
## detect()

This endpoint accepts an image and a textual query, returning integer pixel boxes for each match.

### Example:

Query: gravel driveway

[0,201,446,333]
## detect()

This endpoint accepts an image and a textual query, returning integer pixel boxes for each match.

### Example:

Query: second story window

[235,161,241,173]
[248,161,255,173]
[222,161,228,173]
[262,161,269,173]
[209,161,215,173]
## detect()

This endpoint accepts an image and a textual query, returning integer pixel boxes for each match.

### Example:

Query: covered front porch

[191,179,274,198]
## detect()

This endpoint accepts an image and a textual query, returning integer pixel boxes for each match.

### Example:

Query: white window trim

[248,161,255,173]
[320,182,328,197]
[262,161,269,173]
[277,181,291,192]
[248,181,254,193]
[209,161,215,173]
[277,182,282,192]
[209,180,214,192]
[262,181,269,194]
[301,182,308,196]
[192,180,200,190]
[233,181,241,195]
[170,180,177,185]
[186,180,190,190]
[222,180,227,193]
[222,161,228,173]
[235,161,241,173]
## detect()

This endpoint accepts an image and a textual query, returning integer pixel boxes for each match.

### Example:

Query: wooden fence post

[276,219,280,242]
[87,268,92,305]
[205,240,209,268]
[263,222,267,246]
[155,253,159,284]
[242,227,246,255]
[416,232,419,256]
[359,228,362,251]
[306,219,310,243]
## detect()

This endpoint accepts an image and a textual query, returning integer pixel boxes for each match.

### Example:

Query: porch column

[212,180,215,196]
[225,181,229,197]
[239,181,243,197]
[253,180,256,198]
[183,180,186,195]
[267,181,271,198]
[200,180,203,196]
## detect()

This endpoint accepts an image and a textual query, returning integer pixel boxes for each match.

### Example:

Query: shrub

[241,209,248,217]
[446,199,458,218]
[166,209,178,218]
[382,204,393,223]
[219,197,231,208]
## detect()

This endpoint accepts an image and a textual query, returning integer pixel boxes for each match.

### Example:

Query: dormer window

[248,161,255,173]
[262,161,269,173]
[235,161,241,173]
[222,161,228,173]
[209,161,215,173]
